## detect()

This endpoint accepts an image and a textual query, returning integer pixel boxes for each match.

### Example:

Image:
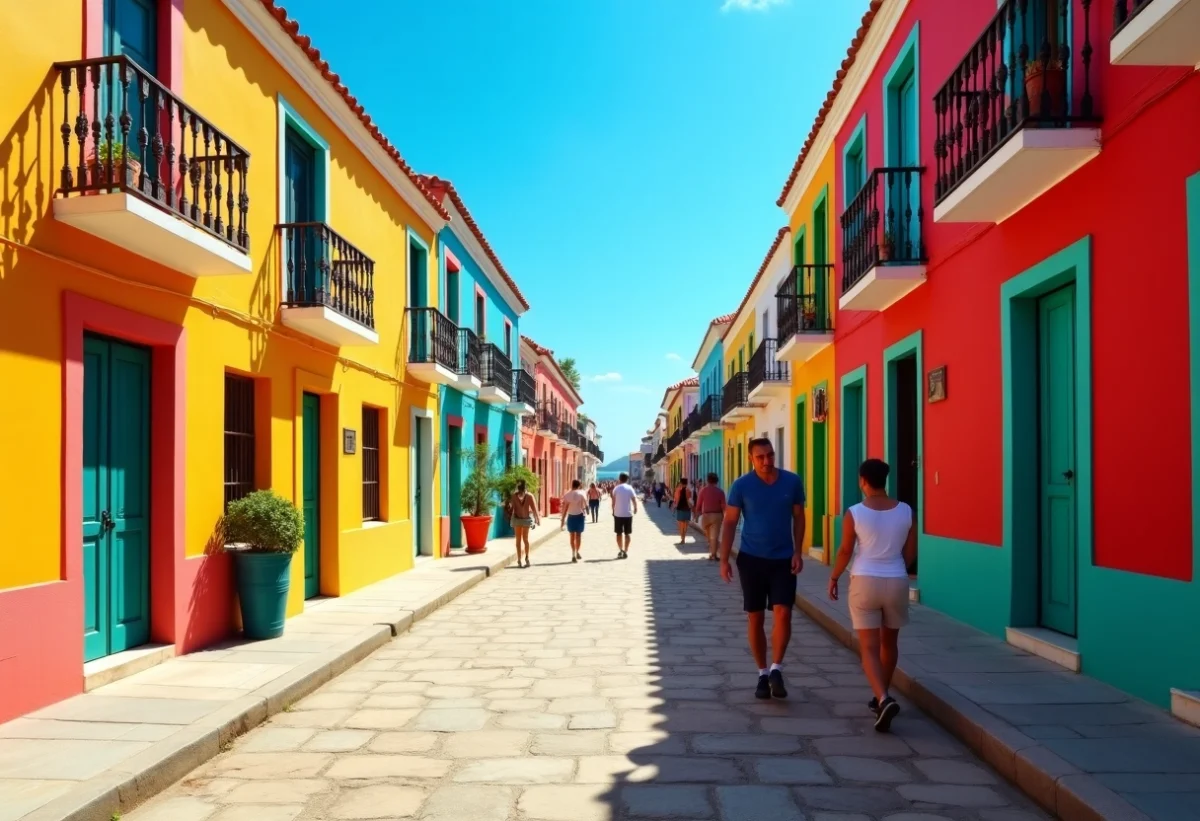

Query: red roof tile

[721,227,790,342]
[776,0,884,208]
[258,1,451,222]
[710,313,736,326]
[418,175,530,311]
[660,376,699,411]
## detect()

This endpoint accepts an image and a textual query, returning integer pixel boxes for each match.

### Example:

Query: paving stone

[811,815,873,821]
[325,754,451,779]
[210,808,304,821]
[410,708,491,732]
[761,718,854,736]
[570,711,619,730]
[693,733,803,755]
[342,709,419,730]
[532,731,609,755]
[796,786,908,813]
[717,785,806,821]
[547,696,610,714]
[913,758,998,785]
[222,779,328,803]
[622,785,714,819]
[519,784,615,821]
[442,730,530,758]
[454,757,575,784]
[607,731,688,755]
[295,692,366,711]
[826,755,912,782]
[897,784,1008,807]
[367,731,439,753]
[754,757,833,784]
[238,728,316,753]
[361,694,427,709]
[814,734,915,757]
[209,753,332,780]
[302,729,374,753]
[270,709,352,728]
[531,678,596,698]
[328,784,425,818]
[132,797,216,821]
[497,711,569,730]
[881,815,957,821]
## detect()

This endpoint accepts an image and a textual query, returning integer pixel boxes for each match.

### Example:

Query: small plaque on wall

[927,366,947,404]
[343,428,357,455]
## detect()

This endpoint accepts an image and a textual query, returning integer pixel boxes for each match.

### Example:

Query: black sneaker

[768,669,788,699]
[755,674,772,700]
[868,696,880,715]
[874,696,900,732]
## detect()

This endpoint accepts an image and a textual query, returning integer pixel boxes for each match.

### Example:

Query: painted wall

[827,0,1200,704]
[0,0,442,722]
[699,341,726,486]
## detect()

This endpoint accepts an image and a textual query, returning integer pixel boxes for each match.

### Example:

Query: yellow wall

[787,147,838,558]
[0,2,442,610]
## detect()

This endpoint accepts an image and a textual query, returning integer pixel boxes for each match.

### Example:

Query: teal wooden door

[413,417,424,556]
[812,416,827,549]
[891,69,920,256]
[285,131,319,301]
[302,393,321,599]
[1038,286,1077,635]
[82,335,150,662]
[104,0,158,152]
[813,200,828,324]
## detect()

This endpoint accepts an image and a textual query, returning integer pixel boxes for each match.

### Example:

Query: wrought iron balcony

[511,368,537,411]
[685,407,703,440]
[456,328,482,387]
[538,404,559,437]
[840,167,927,311]
[747,338,789,398]
[52,55,252,276]
[279,222,377,344]
[666,429,683,454]
[699,395,722,431]
[721,372,751,421]
[933,0,1100,222]
[408,307,461,384]
[479,343,512,404]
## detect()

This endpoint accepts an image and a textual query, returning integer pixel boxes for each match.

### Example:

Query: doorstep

[0,521,561,821]
[1006,626,1081,673]
[83,644,175,692]
[1172,689,1200,728]
[794,562,1200,821]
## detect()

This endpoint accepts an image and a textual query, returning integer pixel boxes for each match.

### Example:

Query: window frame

[224,373,256,508]
[362,405,382,522]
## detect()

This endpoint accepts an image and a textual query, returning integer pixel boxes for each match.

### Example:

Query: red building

[780,0,1200,707]
[520,336,585,514]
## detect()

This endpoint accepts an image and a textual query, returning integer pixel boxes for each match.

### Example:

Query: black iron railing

[666,430,682,453]
[514,368,537,406]
[721,373,750,420]
[699,395,722,429]
[55,56,251,252]
[777,264,835,339]
[1113,0,1154,35]
[408,307,459,369]
[457,328,481,381]
[841,167,926,294]
[538,404,559,434]
[685,407,702,438]
[481,343,512,394]
[280,223,375,328]
[655,443,667,462]
[748,339,790,393]
[933,0,1098,205]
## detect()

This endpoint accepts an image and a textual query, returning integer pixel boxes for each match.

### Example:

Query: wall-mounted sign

[928,366,947,404]
[343,428,357,454]
[811,386,829,423]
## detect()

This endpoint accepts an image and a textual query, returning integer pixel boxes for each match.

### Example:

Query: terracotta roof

[258,1,451,222]
[710,313,735,326]
[776,0,884,207]
[520,335,585,406]
[660,376,700,411]
[721,227,790,342]
[418,175,530,311]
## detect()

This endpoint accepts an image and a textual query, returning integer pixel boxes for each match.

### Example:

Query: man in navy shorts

[719,437,806,700]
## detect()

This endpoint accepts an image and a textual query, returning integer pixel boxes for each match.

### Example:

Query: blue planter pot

[233,551,293,639]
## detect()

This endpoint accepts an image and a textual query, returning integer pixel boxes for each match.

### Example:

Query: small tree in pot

[459,443,503,554]
[224,490,304,639]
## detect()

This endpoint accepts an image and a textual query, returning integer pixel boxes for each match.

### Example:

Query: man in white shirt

[610,472,638,559]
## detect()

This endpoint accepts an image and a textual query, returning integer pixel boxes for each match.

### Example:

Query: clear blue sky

[278,0,866,459]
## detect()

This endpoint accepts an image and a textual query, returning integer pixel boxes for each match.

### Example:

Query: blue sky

[278,0,865,458]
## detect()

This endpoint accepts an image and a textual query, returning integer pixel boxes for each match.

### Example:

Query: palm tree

[558,357,582,391]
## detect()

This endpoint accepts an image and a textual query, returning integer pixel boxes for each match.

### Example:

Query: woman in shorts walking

[508,480,540,568]
[587,482,602,523]
[828,458,916,732]
[560,480,590,563]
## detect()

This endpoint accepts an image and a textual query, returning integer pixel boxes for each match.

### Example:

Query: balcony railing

[748,339,789,393]
[514,368,537,406]
[538,404,558,434]
[777,264,835,338]
[481,343,512,392]
[457,328,482,381]
[1113,0,1156,33]
[685,407,702,437]
[699,395,722,429]
[841,167,926,294]
[408,306,458,369]
[280,222,375,329]
[55,56,251,252]
[722,372,750,418]
[933,0,1098,206]
[666,430,682,453]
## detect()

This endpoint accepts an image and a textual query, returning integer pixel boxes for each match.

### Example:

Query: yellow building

[0,0,457,722]
[719,305,758,490]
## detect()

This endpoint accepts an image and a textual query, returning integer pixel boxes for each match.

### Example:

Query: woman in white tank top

[828,458,916,733]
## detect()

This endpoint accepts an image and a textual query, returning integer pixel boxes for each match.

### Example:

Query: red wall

[832,0,1199,580]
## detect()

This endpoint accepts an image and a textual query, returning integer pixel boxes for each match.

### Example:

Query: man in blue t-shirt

[719,437,806,700]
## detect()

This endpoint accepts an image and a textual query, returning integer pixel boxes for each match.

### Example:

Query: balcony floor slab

[1111,0,1200,66]
[281,306,379,347]
[776,332,834,364]
[839,264,926,312]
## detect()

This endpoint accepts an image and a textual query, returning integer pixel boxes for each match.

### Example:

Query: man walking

[694,472,726,561]
[719,437,806,700]
[560,480,590,563]
[611,472,638,559]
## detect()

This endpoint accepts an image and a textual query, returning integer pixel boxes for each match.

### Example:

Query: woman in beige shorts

[828,458,916,732]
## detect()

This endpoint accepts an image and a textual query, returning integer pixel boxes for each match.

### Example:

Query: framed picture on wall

[927,366,947,404]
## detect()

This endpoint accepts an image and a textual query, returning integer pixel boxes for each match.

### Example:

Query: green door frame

[302,393,321,599]
[882,330,924,524]
[811,379,829,550]
[839,365,868,514]
[795,394,807,508]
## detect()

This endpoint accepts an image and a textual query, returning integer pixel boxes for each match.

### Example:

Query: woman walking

[508,480,541,568]
[828,459,916,733]
[587,482,602,523]
[560,480,590,563]
[672,478,693,544]
[694,473,726,561]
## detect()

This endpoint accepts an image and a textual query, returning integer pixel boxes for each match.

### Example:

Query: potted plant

[879,231,895,262]
[1024,58,1066,118]
[802,302,818,329]
[224,490,304,640]
[89,139,142,189]
[460,443,503,554]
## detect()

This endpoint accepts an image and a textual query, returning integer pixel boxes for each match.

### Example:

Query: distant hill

[599,455,635,475]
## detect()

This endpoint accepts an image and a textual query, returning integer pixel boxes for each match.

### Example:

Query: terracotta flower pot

[461,515,493,554]
[1025,65,1067,118]
[88,156,142,191]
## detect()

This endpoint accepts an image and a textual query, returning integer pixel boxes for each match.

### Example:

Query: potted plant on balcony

[89,139,142,190]
[801,301,818,329]
[223,490,304,640]
[879,231,895,262]
[1024,58,1066,118]
[460,443,503,554]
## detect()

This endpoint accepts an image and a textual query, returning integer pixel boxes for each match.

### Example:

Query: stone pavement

[794,563,1200,821]
[0,516,562,821]
[123,502,1048,821]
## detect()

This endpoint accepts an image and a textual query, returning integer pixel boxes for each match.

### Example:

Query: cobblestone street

[129,503,1047,821]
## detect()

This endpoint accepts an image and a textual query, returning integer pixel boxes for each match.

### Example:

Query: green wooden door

[82,335,150,662]
[302,393,321,599]
[413,417,424,557]
[285,130,319,301]
[812,416,827,549]
[447,424,462,548]
[813,200,828,324]
[103,0,158,155]
[839,382,864,562]
[795,399,808,539]
[1038,286,1077,636]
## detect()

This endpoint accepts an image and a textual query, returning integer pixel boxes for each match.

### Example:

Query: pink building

[520,336,585,514]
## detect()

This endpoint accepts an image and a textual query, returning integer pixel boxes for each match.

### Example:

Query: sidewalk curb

[24,525,560,821]
[792,589,1151,821]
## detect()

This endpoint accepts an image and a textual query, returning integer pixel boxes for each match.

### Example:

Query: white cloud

[590,372,623,383]
[721,0,788,12]
[665,352,682,361]
[612,385,653,395]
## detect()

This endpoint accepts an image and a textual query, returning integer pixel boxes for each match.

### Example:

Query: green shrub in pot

[224,490,304,639]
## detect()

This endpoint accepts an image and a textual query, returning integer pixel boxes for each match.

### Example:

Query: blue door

[302,393,321,599]
[285,130,320,303]
[890,69,920,258]
[103,0,157,160]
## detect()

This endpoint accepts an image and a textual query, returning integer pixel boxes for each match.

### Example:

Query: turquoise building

[692,314,734,489]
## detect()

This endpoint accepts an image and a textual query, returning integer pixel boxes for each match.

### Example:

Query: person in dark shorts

[719,437,806,700]
[610,472,638,558]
